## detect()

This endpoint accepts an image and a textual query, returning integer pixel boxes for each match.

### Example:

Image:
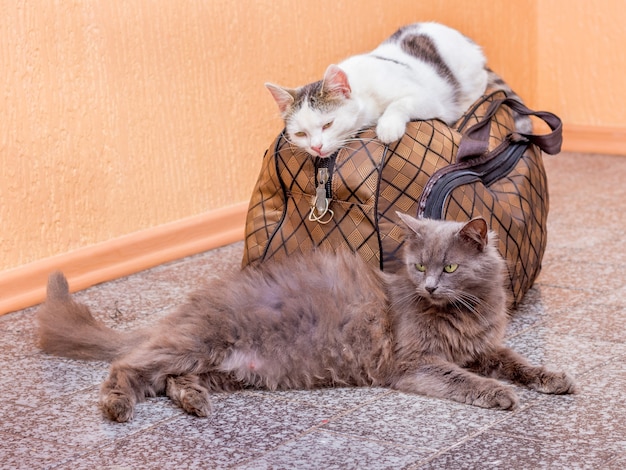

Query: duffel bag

[242,88,562,306]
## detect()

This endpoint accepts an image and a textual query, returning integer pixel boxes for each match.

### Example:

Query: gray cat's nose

[425,286,437,294]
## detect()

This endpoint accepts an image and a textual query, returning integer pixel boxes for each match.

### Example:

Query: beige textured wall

[2,1,263,270]
[537,0,626,127]
[1,0,622,274]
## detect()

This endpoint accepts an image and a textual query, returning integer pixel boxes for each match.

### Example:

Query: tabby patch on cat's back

[265,22,491,158]
[36,213,575,423]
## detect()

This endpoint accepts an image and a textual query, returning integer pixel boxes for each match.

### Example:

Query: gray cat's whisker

[389,290,421,310]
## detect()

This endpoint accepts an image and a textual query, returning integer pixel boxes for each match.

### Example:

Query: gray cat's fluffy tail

[36,272,146,362]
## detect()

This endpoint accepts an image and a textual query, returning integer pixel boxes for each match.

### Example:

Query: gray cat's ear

[459,218,489,251]
[265,83,296,116]
[322,65,351,98]
[395,212,424,238]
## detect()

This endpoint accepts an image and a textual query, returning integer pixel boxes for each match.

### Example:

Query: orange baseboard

[562,125,626,155]
[0,202,249,316]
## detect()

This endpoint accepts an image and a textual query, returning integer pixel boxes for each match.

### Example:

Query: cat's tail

[36,271,148,362]
[485,68,533,135]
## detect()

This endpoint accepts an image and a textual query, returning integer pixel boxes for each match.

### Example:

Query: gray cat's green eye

[415,263,426,272]
[443,264,458,273]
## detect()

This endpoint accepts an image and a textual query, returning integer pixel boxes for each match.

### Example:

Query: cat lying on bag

[37,213,575,423]
[266,22,531,159]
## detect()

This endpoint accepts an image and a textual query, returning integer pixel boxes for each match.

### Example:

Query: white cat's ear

[459,218,489,251]
[322,65,351,98]
[265,83,296,116]
[395,212,424,238]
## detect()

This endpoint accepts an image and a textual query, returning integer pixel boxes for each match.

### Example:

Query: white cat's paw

[376,115,407,143]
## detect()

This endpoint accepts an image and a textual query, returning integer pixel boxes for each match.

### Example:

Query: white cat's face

[286,100,361,158]
[266,65,363,158]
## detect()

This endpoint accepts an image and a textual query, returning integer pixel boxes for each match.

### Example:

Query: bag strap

[456,98,563,162]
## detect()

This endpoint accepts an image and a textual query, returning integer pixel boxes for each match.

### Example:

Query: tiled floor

[2,152,625,469]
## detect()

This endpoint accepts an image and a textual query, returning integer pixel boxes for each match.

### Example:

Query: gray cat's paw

[100,391,135,423]
[179,387,213,417]
[376,115,407,143]
[473,386,518,410]
[166,376,213,417]
[532,371,578,395]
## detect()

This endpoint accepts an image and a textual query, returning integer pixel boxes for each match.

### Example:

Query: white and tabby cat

[266,22,529,158]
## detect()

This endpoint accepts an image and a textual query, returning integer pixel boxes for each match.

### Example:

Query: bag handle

[456,98,563,162]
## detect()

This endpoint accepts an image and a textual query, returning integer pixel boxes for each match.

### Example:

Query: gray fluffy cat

[36,214,575,423]
[266,22,530,158]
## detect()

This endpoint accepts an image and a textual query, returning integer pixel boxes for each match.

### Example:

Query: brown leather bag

[242,89,562,306]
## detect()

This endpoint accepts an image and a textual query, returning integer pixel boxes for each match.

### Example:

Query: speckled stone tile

[0,306,40,357]
[69,390,350,469]
[551,207,626,233]
[321,390,522,451]
[504,327,626,378]
[486,360,626,462]
[535,259,626,294]
[0,432,84,470]
[417,430,619,470]
[72,282,176,331]
[538,301,626,345]
[67,434,257,470]
[149,242,242,286]
[418,349,626,469]
[606,453,626,469]
[169,391,339,452]
[506,284,589,338]
[248,386,393,411]
[0,354,108,408]
[69,242,244,331]
[545,217,624,249]
[543,153,626,199]
[0,387,180,448]
[236,429,433,470]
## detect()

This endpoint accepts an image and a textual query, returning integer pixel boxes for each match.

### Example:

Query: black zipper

[314,153,337,199]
